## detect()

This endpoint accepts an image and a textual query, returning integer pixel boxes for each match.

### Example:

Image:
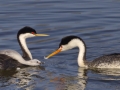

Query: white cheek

[61,45,70,51]
[61,39,79,51]
[20,33,35,39]
[25,33,35,38]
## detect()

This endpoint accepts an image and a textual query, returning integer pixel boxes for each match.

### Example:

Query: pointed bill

[35,34,49,36]
[45,48,62,59]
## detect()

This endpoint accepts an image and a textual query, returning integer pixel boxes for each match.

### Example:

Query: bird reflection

[76,68,87,90]
[49,68,88,90]
[0,66,45,90]
[51,68,120,90]
[91,68,120,76]
[65,68,87,90]
[1,66,120,90]
[68,68,120,90]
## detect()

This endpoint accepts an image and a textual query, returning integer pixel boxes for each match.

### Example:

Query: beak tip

[44,56,48,59]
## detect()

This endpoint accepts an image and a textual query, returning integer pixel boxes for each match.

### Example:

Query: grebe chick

[0,26,49,70]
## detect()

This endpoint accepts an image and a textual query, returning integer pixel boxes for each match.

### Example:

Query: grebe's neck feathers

[46,35,120,69]
[59,35,87,67]
[17,26,36,60]
[0,26,49,69]
[0,49,41,67]
[60,36,120,68]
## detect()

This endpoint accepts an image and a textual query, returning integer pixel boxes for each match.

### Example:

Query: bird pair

[1,26,120,70]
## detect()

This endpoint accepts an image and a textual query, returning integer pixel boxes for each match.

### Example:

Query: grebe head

[17,26,49,60]
[59,36,82,51]
[28,59,41,66]
[17,26,49,39]
[45,36,83,59]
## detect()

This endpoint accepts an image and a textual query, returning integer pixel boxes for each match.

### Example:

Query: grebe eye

[60,46,62,49]
[31,32,35,34]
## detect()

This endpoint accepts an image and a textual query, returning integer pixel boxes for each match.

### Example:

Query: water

[0,0,120,90]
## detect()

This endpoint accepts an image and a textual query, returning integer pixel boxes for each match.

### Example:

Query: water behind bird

[0,0,120,90]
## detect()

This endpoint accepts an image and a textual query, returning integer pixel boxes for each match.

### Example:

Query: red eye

[31,32,35,34]
[60,46,62,49]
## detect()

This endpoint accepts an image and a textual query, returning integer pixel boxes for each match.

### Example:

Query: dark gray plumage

[0,54,26,70]
[88,53,120,68]
[45,35,120,69]
[0,26,43,70]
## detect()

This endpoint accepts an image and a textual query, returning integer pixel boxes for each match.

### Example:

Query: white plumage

[0,26,48,70]
[45,35,120,69]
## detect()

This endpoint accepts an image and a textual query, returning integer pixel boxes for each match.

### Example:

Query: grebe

[0,26,49,70]
[45,35,120,69]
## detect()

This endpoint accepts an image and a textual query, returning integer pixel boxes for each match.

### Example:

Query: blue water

[0,0,120,90]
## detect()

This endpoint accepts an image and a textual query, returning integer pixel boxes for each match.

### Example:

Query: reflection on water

[48,68,87,90]
[77,68,87,90]
[0,66,44,90]
[92,68,120,76]
[0,0,120,90]
[48,68,120,90]
[64,68,120,90]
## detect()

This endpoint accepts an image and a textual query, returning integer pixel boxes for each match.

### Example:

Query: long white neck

[16,56,33,66]
[0,49,39,66]
[77,40,87,68]
[66,39,87,67]
[19,34,32,60]
[12,54,39,66]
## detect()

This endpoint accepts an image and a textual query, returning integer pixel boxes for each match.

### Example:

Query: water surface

[0,0,120,90]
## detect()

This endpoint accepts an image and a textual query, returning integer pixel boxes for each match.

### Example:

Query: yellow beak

[35,34,49,36]
[45,48,62,59]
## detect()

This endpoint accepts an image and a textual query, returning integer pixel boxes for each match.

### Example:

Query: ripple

[0,0,120,90]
